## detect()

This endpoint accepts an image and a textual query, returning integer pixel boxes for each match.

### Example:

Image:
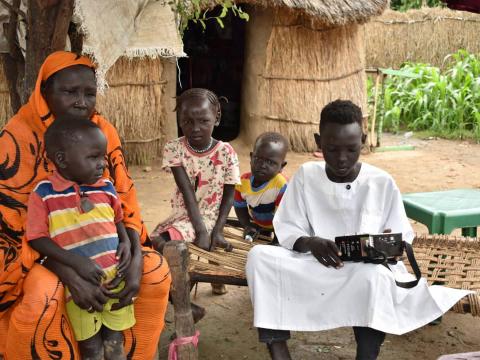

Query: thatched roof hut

[0,0,388,163]
[0,0,183,165]
[239,0,387,24]
[181,0,387,152]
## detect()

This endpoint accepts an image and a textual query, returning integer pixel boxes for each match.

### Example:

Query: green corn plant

[369,50,480,141]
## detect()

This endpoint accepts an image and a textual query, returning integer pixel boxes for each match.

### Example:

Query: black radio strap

[384,242,421,289]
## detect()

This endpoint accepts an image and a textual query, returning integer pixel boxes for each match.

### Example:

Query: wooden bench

[160,226,480,358]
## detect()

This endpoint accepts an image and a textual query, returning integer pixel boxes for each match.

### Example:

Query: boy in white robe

[246,100,472,360]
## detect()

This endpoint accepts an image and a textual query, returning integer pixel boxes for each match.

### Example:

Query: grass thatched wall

[365,8,480,69]
[0,57,176,166]
[0,66,12,128]
[240,7,366,152]
[96,57,177,165]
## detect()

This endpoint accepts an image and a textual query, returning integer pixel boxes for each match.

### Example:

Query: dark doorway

[177,6,246,141]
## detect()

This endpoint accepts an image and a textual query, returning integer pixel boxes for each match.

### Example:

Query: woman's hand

[116,241,131,276]
[49,260,109,312]
[71,256,106,285]
[106,255,142,310]
[106,227,143,310]
[210,226,233,251]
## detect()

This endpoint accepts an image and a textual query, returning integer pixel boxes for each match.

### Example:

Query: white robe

[246,162,471,335]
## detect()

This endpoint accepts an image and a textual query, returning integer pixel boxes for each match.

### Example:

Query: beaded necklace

[186,137,214,153]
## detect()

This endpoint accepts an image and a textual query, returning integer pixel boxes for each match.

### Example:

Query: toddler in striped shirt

[26,118,134,360]
[234,132,288,243]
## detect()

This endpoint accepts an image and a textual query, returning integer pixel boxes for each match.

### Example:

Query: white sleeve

[383,181,415,244]
[273,166,313,250]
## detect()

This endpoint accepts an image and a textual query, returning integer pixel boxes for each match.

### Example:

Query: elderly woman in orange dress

[0,51,171,359]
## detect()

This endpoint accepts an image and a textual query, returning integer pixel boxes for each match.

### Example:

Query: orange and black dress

[0,51,170,359]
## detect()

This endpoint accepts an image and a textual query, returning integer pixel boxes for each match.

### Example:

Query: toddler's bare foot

[191,302,206,323]
[211,283,228,295]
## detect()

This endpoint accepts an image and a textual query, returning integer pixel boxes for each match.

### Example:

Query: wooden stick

[51,0,74,51]
[370,72,381,150]
[68,22,83,54]
[1,0,23,111]
[377,74,386,147]
[190,272,248,286]
[163,241,198,360]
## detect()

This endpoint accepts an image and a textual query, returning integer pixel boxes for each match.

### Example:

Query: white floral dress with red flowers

[157,137,241,241]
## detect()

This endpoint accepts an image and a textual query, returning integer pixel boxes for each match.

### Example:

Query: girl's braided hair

[176,88,222,121]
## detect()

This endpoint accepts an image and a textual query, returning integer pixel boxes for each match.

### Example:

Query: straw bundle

[365,8,480,69]
[241,8,366,152]
[0,65,12,128]
[188,225,270,279]
[96,56,177,165]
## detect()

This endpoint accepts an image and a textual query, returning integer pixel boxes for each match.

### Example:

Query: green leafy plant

[170,0,249,35]
[369,50,480,140]
[390,0,444,11]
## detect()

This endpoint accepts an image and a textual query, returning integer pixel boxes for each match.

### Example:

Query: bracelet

[39,256,48,265]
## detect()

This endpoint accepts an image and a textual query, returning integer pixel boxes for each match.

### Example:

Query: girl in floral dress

[152,88,240,302]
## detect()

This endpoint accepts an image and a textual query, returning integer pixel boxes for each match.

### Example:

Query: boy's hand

[72,256,106,285]
[210,227,233,252]
[307,237,343,268]
[194,229,211,251]
[116,241,131,276]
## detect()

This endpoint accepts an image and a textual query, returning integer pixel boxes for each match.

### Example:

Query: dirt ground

[129,134,480,360]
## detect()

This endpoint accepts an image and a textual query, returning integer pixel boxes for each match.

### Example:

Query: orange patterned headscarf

[0,51,146,317]
[32,51,95,125]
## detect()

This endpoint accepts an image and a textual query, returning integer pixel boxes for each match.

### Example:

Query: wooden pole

[50,0,74,51]
[370,72,381,150]
[377,74,386,148]
[68,22,83,54]
[1,0,24,112]
[25,0,74,100]
[1,1,74,108]
[163,241,198,360]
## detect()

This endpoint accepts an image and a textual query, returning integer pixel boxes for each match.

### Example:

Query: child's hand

[72,256,106,285]
[308,237,343,269]
[210,228,233,252]
[194,230,211,251]
[116,241,131,277]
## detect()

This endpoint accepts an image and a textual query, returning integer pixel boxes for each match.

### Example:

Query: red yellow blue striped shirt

[26,172,123,278]
[234,172,288,230]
